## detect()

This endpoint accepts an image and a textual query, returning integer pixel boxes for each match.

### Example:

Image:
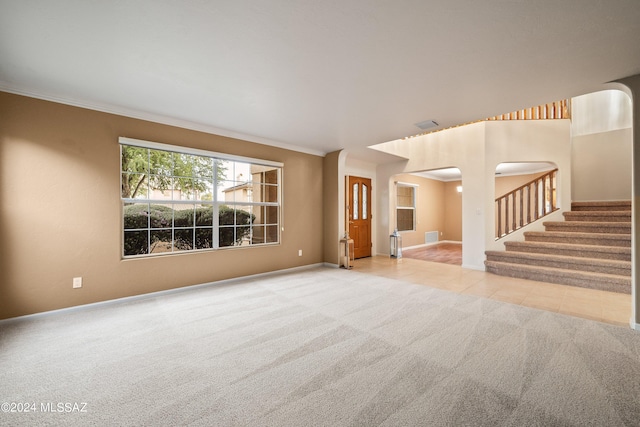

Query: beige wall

[387,175,463,247]
[0,92,324,319]
[323,151,340,265]
[392,174,445,247]
[443,181,462,241]
[571,90,632,201]
[494,172,549,198]
[572,129,632,201]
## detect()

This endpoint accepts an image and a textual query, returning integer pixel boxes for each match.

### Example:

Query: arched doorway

[392,167,463,265]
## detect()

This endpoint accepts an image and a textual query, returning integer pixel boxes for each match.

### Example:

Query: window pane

[149,204,173,229]
[149,149,172,176]
[264,184,278,203]
[265,225,278,243]
[252,166,277,183]
[150,230,172,253]
[219,227,235,247]
[124,230,148,256]
[174,204,195,227]
[122,173,148,199]
[195,228,213,249]
[219,205,235,225]
[193,155,214,179]
[172,153,191,178]
[123,203,149,230]
[173,153,213,179]
[195,206,213,226]
[363,184,368,220]
[194,180,214,202]
[263,168,278,184]
[252,225,265,245]
[217,159,233,181]
[175,178,196,200]
[397,208,415,231]
[121,146,149,173]
[397,185,414,207]
[220,180,238,202]
[148,175,174,199]
[353,183,359,220]
[174,229,194,251]
[265,206,278,225]
[236,226,250,246]
[233,161,251,184]
[235,205,254,227]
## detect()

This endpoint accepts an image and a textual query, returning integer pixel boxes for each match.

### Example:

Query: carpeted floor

[1,267,640,426]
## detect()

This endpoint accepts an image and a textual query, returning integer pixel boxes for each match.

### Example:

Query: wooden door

[348,176,372,259]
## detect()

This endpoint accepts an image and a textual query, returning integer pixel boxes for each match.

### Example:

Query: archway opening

[392,167,462,265]
[494,162,558,239]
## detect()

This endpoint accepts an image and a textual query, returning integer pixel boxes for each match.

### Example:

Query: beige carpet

[1,267,640,426]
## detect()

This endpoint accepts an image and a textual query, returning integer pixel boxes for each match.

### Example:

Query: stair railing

[496,169,558,240]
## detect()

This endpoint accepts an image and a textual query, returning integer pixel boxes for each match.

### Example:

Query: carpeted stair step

[563,210,631,222]
[524,231,631,247]
[543,221,631,234]
[485,250,631,276]
[484,260,631,294]
[504,240,631,261]
[571,201,632,211]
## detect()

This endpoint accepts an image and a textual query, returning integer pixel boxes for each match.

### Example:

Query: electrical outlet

[73,277,83,289]
[298,249,303,256]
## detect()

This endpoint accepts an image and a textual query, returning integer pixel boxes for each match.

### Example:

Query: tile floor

[353,255,632,327]
[403,242,462,265]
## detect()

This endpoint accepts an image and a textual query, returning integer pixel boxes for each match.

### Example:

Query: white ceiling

[1,1,639,157]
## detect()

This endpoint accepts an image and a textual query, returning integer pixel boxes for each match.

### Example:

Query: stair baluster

[495,169,558,240]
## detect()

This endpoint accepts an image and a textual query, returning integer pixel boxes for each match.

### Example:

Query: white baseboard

[631,320,640,332]
[323,262,340,269]
[0,263,326,324]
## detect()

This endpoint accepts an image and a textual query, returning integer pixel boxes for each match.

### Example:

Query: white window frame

[120,137,283,258]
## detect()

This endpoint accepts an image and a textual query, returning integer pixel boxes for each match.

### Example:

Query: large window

[396,183,416,232]
[120,138,281,258]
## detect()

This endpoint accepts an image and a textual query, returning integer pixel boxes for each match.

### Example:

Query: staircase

[485,201,631,294]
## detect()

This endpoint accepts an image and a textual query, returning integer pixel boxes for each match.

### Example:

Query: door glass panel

[363,184,368,220]
[353,183,359,220]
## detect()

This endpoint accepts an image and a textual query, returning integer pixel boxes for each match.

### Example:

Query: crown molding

[0,83,327,157]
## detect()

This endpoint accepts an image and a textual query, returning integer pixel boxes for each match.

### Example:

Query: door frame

[346,175,373,259]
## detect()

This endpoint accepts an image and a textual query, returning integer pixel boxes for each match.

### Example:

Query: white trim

[394,181,420,187]
[0,84,325,157]
[0,263,325,324]
[119,137,284,168]
[323,262,340,269]
[631,320,640,332]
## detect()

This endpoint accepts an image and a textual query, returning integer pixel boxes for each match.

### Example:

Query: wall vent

[425,231,439,244]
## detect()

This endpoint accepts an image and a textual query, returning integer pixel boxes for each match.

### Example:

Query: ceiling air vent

[415,120,439,131]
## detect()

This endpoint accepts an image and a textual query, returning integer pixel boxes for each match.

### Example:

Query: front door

[348,176,372,259]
